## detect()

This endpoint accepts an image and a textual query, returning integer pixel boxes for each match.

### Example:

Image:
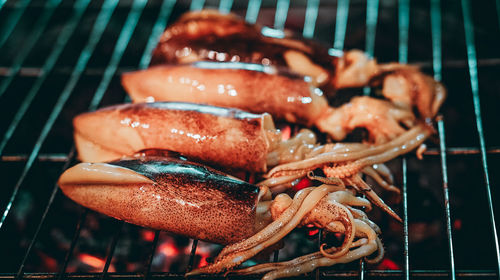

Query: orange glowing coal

[78,253,115,272]
[158,242,179,256]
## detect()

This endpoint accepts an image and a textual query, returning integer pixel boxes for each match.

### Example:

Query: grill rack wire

[0,0,499,279]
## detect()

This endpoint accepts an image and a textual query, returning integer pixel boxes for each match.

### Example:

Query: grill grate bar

[431,0,456,278]
[437,119,456,279]
[398,0,409,64]
[15,148,75,280]
[218,0,233,14]
[398,0,410,279]
[0,0,118,230]
[189,0,204,11]
[186,239,199,272]
[0,0,90,157]
[363,0,379,97]
[10,270,500,280]
[497,0,500,31]
[143,230,160,280]
[274,0,289,30]
[430,0,442,81]
[138,0,176,70]
[5,57,500,78]
[333,0,350,50]
[461,0,500,274]
[100,222,124,280]
[402,158,410,280]
[88,0,147,111]
[0,0,31,49]
[365,0,379,58]
[245,0,261,24]
[58,209,89,280]
[0,270,496,279]
[0,0,61,99]
[302,0,319,38]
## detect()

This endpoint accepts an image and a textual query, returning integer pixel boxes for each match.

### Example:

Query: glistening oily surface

[0,0,498,277]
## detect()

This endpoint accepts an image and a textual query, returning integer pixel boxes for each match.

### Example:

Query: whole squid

[58,154,383,280]
[73,102,430,221]
[122,62,420,144]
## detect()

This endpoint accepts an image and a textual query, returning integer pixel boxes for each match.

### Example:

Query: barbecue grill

[0,0,499,279]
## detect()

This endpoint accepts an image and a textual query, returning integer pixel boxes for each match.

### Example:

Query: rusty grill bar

[0,0,499,279]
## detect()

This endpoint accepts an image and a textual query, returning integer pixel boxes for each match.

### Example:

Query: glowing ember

[158,242,179,256]
[198,255,209,267]
[78,253,115,272]
[141,230,156,242]
[308,229,319,236]
[377,258,400,270]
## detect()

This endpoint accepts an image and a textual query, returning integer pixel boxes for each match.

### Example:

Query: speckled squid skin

[122,64,329,126]
[58,156,260,245]
[74,102,273,172]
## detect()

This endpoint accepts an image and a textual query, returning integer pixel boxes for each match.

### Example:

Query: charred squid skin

[58,155,260,245]
[73,102,277,173]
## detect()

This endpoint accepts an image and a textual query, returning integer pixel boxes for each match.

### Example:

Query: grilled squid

[73,102,430,221]
[151,9,334,87]
[58,154,383,280]
[129,10,446,127]
[123,63,423,144]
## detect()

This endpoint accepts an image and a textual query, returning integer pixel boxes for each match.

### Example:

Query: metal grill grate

[0,0,499,279]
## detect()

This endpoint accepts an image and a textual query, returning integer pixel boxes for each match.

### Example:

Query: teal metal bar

[461,0,500,275]
[431,0,456,278]
[0,0,32,48]
[0,0,61,99]
[190,0,204,11]
[0,0,118,230]
[245,0,261,24]
[333,0,349,50]
[363,0,379,96]
[402,158,409,280]
[274,0,289,30]
[218,0,233,14]
[431,0,442,81]
[398,0,410,279]
[398,0,409,64]
[497,0,500,32]
[437,119,456,280]
[303,0,319,38]
[88,0,148,111]
[365,0,378,57]
[138,0,176,69]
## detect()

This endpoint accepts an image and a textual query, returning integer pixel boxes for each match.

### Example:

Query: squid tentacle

[362,166,400,194]
[266,122,432,178]
[346,174,402,223]
[187,185,356,275]
[230,219,381,280]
